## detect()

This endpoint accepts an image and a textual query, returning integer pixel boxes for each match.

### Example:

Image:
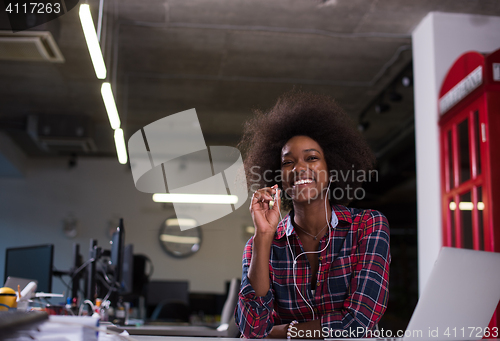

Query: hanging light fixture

[79,4,107,79]
[101,82,121,129]
[114,128,128,164]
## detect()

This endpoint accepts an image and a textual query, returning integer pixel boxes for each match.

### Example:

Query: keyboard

[0,310,48,339]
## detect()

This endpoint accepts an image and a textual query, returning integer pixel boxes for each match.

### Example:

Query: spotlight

[68,153,78,169]
[358,122,370,132]
[375,103,390,114]
[402,76,413,87]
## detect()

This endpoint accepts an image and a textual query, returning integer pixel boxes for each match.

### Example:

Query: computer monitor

[71,243,83,299]
[121,244,134,294]
[146,280,189,306]
[4,244,54,293]
[110,218,125,285]
[146,280,189,318]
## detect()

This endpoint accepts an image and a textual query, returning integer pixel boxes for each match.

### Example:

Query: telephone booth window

[477,186,484,250]
[442,114,483,250]
[448,198,456,247]
[459,191,473,249]
[447,130,454,190]
[473,111,481,175]
[458,119,470,184]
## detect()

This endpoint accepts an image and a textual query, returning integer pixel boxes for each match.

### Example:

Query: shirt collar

[275,204,351,239]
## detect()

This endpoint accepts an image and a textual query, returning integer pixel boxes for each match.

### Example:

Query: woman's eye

[282,161,292,166]
[308,156,318,161]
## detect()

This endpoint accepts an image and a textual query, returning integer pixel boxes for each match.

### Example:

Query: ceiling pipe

[96,0,104,43]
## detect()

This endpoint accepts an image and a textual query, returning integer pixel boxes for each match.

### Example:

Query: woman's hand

[250,184,281,238]
[265,324,288,339]
[247,184,281,297]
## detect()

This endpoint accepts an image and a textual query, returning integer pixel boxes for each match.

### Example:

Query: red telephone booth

[439,48,500,331]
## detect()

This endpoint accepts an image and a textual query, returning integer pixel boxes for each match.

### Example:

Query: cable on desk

[79,299,96,316]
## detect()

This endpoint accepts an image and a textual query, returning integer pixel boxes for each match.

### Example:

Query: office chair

[216,277,241,337]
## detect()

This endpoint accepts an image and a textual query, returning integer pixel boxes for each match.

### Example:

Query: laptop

[326,247,500,341]
[3,277,38,296]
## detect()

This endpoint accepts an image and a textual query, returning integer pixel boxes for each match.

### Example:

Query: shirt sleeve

[320,210,390,336]
[234,236,275,338]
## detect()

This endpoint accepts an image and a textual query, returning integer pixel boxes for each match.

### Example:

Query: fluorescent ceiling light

[166,218,197,227]
[160,234,201,244]
[153,193,239,204]
[101,82,121,129]
[79,4,106,79]
[114,128,128,164]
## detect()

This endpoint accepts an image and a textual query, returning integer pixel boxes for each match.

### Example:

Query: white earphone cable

[277,184,332,321]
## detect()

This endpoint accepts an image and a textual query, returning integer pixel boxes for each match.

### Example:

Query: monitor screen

[110,218,124,284]
[4,244,54,293]
[121,244,134,294]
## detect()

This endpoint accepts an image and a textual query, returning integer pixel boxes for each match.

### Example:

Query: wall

[412,12,500,293]
[0,155,252,296]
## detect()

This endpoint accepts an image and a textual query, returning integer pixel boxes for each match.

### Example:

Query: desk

[117,331,322,341]
[109,325,230,337]
[126,336,500,341]
[121,335,278,341]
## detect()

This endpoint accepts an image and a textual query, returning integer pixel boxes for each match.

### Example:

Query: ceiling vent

[0,30,64,63]
[27,114,97,153]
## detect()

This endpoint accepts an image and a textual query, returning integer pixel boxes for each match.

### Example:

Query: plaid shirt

[235,205,390,338]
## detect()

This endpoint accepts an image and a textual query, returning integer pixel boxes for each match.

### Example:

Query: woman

[235,91,390,339]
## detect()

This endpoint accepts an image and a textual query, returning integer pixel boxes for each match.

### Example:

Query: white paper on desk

[98,330,129,341]
[35,292,64,298]
[33,315,99,341]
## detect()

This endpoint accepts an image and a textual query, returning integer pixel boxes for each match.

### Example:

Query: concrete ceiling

[0,0,498,169]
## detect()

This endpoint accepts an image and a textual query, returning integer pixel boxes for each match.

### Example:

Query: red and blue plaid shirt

[235,205,390,338]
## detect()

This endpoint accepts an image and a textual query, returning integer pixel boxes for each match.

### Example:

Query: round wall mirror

[159,217,202,258]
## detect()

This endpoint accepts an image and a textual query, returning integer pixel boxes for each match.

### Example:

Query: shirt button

[319,256,323,261]
[317,282,320,286]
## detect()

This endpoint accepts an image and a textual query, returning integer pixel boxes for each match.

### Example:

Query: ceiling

[1,0,499,206]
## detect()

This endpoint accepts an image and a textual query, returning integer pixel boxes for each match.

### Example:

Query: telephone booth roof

[439,48,500,119]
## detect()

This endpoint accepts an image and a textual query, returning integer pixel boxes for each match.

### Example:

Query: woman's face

[281,135,330,205]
